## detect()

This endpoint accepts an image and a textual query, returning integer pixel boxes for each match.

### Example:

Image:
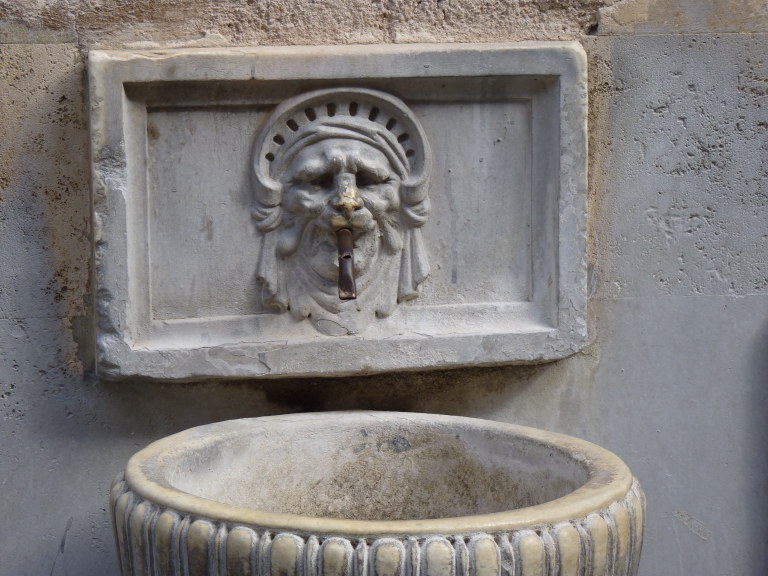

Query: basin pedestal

[111,412,644,576]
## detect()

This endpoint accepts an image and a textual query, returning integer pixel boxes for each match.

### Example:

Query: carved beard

[273,203,405,335]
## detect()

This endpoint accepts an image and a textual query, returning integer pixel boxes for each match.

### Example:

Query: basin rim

[124,411,634,537]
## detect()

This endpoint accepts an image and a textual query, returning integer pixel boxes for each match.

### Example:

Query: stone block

[0,43,90,320]
[89,43,589,379]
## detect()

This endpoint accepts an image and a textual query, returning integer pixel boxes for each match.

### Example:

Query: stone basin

[111,412,644,576]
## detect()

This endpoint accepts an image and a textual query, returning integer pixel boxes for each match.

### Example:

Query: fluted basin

[111,412,644,576]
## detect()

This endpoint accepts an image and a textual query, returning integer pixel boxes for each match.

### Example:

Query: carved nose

[331,173,363,220]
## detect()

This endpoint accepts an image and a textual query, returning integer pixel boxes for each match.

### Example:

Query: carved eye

[356,171,389,188]
[311,173,334,189]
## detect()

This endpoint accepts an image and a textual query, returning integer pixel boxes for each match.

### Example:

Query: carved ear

[254,175,282,206]
[400,194,430,229]
[251,202,282,232]
[400,174,430,205]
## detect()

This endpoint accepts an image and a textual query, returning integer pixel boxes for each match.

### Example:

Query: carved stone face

[252,88,432,334]
[279,139,402,290]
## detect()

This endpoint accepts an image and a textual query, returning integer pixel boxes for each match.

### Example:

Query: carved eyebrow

[291,158,331,182]
[287,148,394,183]
[351,157,393,181]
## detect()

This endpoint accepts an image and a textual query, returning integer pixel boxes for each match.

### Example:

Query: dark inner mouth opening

[336,228,356,300]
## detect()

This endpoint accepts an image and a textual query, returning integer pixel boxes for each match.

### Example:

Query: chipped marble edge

[89,42,589,381]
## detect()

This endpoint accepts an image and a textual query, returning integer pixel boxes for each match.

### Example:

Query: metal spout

[336,228,357,300]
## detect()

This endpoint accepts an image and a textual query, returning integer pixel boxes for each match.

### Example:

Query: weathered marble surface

[3,1,768,574]
[89,42,589,380]
[112,412,645,576]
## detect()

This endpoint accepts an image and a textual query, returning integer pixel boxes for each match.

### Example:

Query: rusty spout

[336,228,356,300]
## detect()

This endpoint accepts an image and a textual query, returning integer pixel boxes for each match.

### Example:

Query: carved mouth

[300,221,378,287]
[336,228,356,300]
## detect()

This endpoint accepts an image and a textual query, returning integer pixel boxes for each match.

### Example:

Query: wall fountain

[89,42,644,576]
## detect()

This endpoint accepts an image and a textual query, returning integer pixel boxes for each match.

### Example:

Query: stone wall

[1,1,766,574]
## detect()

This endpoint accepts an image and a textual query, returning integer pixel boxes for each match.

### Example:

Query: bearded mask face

[252,89,431,334]
[279,140,401,280]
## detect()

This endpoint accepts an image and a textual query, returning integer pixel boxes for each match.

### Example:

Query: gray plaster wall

[1,1,766,574]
